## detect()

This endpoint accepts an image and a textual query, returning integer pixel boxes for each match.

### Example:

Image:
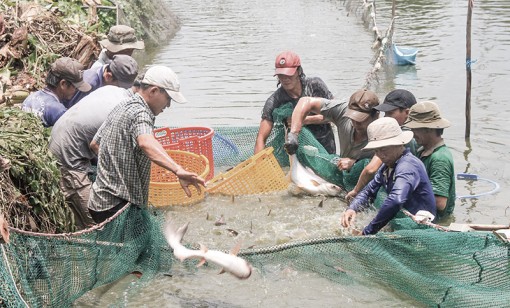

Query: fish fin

[196,258,207,268]
[230,242,242,255]
[218,268,226,275]
[176,222,190,241]
[310,180,321,187]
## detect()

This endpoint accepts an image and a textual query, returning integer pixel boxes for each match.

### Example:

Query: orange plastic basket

[149,150,209,207]
[153,127,214,180]
[206,147,289,196]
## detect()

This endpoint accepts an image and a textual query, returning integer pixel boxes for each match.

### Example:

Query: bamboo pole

[465,0,474,139]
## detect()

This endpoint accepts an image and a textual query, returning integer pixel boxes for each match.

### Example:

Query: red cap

[274,51,301,76]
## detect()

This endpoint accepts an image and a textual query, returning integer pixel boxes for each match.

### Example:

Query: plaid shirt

[88,93,155,211]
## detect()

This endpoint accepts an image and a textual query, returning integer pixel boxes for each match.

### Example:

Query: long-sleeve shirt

[349,148,437,235]
[21,88,66,127]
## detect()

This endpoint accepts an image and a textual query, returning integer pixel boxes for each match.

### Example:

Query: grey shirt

[88,93,155,211]
[49,86,133,173]
[319,98,374,160]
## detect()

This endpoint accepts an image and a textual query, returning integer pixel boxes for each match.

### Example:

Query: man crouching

[341,117,436,235]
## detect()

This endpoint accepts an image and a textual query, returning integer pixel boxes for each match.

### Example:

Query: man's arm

[341,171,383,228]
[137,134,206,196]
[362,169,416,235]
[345,156,382,202]
[254,119,273,154]
[284,97,324,155]
[289,97,324,134]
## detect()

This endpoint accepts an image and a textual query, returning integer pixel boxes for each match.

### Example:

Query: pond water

[76,0,510,306]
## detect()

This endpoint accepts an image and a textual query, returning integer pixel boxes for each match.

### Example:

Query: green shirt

[418,143,456,218]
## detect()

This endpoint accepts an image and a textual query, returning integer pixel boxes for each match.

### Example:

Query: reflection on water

[80,0,510,306]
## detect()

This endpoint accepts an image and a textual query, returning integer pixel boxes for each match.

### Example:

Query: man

[21,57,91,127]
[403,101,456,219]
[91,25,144,69]
[88,66,205,223]
[345,89,417,202]
[66,54,138,108]
[341,117,436,235]
[255,51,336,154]
[49,84,139,228]
[285,89,380,174]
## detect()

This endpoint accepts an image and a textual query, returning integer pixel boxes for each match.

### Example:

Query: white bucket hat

[363,117,413,150]
[141,66,187,104]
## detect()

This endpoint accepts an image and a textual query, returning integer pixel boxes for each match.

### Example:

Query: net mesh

[2,124,510,307]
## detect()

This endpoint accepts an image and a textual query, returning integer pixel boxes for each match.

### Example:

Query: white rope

[1,244,30,307]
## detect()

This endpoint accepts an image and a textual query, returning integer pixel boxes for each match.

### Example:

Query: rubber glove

[284,132,299,155]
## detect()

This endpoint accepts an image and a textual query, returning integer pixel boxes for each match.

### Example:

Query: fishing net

[2,124,510,307]
[2,208,510,307]
[0,205,170,307]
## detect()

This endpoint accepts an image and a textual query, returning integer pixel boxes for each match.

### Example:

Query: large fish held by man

[288,154,342,197]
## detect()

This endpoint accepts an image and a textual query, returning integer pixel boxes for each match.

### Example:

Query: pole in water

[465,0,474,139]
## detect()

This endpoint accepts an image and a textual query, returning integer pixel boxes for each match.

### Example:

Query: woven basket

[153,127,214,180]
[149,150,209,206]
[206,147,289,196]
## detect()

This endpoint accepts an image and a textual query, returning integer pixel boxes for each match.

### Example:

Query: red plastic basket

[153,127,214,180]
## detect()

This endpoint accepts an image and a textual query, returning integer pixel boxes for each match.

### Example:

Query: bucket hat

[99,25,145,53]
[363,117,414,150]
[274,51,301,76]
[404,101,450,129]
[141,66,187,104]
[51,57,91,92]
[375,89,417,112]
[344,89,380,122]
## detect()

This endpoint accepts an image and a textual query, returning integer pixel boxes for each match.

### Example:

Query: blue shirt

[65,66,103,108]
[349,148,436,235]
[21,88,66,127]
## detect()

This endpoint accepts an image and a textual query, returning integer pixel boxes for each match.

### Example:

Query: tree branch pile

[0,1,100,105]
[0,107,75,233]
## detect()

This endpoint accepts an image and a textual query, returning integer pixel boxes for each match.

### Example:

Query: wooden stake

[465,0,474,139]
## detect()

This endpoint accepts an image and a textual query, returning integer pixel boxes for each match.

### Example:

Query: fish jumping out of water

[288,154,342,197]
[163,218,252,280]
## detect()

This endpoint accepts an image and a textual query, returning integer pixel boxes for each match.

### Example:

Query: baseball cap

[99,25,145,53]
[344,89,380,122]
[141,66,187,104]
[375,89,417,112]
[274,51,301,76]
[109,55,138,89]
[51,57,91,92]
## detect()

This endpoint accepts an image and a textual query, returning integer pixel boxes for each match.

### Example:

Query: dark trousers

[89,200,128,224]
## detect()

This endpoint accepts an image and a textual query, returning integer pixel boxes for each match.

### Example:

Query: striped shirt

[88,93,155,211]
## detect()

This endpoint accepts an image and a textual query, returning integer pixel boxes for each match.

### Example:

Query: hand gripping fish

[163,220,252,280]
[288,154,342,197]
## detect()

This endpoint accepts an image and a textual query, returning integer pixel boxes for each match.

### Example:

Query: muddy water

[76,0,510,306]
